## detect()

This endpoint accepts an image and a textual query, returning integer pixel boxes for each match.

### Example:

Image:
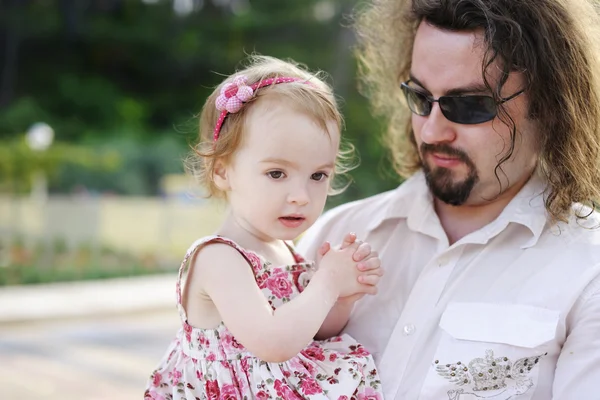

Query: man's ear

[213,159,230,191]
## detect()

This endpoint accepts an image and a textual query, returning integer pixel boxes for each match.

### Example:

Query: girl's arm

[190,243,352,363]
[314,239,383,339]
[314,296,357,339]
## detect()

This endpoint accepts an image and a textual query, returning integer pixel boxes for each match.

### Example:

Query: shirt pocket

[419,302,559,400]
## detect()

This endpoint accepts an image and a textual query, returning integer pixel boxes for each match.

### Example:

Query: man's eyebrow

[409,74,490,96]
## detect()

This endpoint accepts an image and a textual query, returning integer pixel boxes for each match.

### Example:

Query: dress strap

[176,235,264,323]
[284,240,309,264]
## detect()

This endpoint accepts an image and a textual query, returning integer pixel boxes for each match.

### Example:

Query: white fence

[0,195,226,264]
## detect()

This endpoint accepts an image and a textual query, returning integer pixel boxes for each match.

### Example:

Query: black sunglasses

[400,80,524,125]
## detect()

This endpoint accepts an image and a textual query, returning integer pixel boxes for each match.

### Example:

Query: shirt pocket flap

[440,302,559,349]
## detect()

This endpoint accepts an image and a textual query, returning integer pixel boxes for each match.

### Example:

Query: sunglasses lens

[402,85,431,116]
[440,96,497,124]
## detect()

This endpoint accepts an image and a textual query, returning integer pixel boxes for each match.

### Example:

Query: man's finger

[352,242,372,261]
[358,274,381,286]
[357,258,382,272]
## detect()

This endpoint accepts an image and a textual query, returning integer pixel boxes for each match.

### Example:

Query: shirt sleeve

[552,272,600,398]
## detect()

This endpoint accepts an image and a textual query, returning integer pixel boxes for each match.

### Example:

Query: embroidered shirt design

[434,349,547,399]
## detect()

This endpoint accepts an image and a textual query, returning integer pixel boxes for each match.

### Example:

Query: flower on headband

[215,75,254,114]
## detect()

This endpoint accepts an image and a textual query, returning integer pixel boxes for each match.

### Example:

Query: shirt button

[403,324,416,336]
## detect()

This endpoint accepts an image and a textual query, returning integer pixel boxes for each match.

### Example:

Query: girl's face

[214,96,340,242]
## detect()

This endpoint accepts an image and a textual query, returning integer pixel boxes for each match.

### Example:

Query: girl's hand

[314,232,383,298]
[315,232,356,264]
[317,240,364,298]
[339,234,383,296]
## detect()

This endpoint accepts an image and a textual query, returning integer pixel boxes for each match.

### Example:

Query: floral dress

[144,235,383,400]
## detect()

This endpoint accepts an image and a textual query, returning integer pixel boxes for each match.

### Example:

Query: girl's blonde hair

[186,55,355,199]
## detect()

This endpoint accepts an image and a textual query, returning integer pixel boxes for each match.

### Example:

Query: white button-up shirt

[298,171,600,400]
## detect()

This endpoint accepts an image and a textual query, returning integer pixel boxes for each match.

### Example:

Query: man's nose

[418,103,457,145]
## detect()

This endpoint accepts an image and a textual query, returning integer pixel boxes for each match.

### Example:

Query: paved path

[0,274,182,399]
[0,310,180,400]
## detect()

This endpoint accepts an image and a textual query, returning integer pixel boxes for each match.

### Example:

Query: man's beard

[420,143,479,206]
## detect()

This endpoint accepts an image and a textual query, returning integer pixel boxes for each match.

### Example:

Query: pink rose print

[144,389,165,400]
[168,369,182,385]
[221,331,244,353]
[256,391,269,400]
[291,269,303,291]
[241,358,250,374]
[205,380,220,400]
[329,353,338,362]
[349,345,371,357]
[196,370,203,380]
[266,270,294,298]
[274,379,303,400]
[207,353,216,362]
[234,372,249,395]
[302,346,325,361]
[293,251,306,263]
[183,322,192,342]
[300,378,323,395]
[220,383,241,400]
[199,335,210,347]
[357,387,382,400]
[306,362,318,376]
[255,271,269,288]
[244,251,263,272]
[338,396,349,400]
[151,371,162,387]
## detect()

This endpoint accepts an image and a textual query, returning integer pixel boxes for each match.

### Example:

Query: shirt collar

[366,170,549,248]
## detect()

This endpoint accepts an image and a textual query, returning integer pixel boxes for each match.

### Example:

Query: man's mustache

[420,143,470,163]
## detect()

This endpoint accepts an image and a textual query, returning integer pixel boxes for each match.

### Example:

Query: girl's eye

[267,171,285,179]
[311,172,329,181]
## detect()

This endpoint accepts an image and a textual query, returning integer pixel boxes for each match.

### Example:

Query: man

[297,0,600,399]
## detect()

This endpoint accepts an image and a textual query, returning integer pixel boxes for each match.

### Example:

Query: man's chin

[426,177,477,206]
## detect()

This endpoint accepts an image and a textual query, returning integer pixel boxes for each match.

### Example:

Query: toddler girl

[145,55,384,400]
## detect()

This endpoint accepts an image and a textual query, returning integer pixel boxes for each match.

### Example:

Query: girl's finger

[340,232,357,249]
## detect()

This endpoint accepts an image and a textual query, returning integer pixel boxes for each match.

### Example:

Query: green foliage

[0,137,120,194]
[0,236,168,286]
[0,0,400,203]
[55,133,188,195]
[0,258,163,286]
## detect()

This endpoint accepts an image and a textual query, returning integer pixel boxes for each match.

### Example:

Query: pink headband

[213,75,302,141]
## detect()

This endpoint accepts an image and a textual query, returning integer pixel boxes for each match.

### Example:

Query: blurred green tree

[0,0,400,203]
[0,137,120,194]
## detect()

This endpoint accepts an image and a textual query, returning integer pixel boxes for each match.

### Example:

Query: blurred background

[0,0,399,399]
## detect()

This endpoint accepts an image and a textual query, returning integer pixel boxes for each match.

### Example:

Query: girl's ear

[212,159,230,191]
